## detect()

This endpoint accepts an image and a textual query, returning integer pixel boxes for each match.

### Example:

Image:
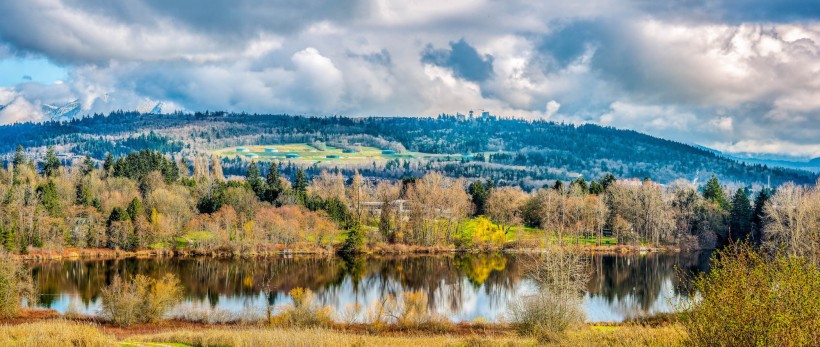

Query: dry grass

[558,324,687,347]
[0,318,687,347]
[0,320,116,347]
[127,327,528,347]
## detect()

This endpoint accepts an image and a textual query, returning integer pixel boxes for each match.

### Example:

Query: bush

[0,261,36,318]
[271,288,333,327]
[679,244,820,346]
[100,273,183,326]
[507,249,588,342]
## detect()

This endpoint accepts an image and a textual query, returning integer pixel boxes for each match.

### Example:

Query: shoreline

[0,308,683,343]
[4,243,686,261]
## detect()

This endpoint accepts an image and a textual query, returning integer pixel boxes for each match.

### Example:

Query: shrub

[507,249,588,342]
[271,288,333,327]
[0,261,36,318]
[100,273,183,326]
[679,244,820,346]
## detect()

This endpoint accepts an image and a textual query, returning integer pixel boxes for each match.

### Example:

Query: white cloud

[0,0,817,156]
[711,140,820,158]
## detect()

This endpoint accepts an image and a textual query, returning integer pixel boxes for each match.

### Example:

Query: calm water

[29,252,711,323]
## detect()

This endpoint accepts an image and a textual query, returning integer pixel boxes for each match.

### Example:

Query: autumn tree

[486,186,526,234]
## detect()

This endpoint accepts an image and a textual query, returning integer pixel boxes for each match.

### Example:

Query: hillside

[0,111,815,188]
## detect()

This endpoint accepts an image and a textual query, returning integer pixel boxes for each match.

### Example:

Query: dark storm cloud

[421,39,494,83]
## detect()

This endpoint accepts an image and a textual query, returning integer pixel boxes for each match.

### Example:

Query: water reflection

[28,252,710,322]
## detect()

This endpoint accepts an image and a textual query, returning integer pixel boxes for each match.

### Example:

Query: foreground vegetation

[0,319,689,347]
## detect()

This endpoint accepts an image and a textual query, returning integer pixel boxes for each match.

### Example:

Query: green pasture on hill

[213,143,477,163]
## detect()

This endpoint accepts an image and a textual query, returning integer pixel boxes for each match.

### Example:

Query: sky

[0,1,819,158]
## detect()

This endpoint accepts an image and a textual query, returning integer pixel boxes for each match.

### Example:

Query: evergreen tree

[294,168,308,198]
[103,153,115,175]
[571,177,589,193]
[729,188,753,241]
[42,146,61,177]
[245,161,266,199]
[468,180,491,215]
[12,145,26,171]
[703,175,730,210]
[37,179,62,216]
[0,224,15,252]
[750,188,772,245]
[265,162,284,203]
[126,197,144,222]
[553,180,564,191]
[107,207,131,228]
[589,180,605,195]
[82,156,95,176]
[600,173,617,190]
[76,178,96,207]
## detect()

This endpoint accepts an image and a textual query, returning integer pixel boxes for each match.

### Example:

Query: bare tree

[486,186,527,234]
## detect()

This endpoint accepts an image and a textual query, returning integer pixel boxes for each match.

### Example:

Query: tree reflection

[27,252,709,322]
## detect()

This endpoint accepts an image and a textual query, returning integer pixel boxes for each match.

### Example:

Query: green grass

[510,228,619,246]
[213,143,477,164]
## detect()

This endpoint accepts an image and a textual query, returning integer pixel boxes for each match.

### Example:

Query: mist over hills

[0,111,815,188]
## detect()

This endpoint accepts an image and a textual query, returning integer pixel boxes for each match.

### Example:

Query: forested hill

[0,111,815,187]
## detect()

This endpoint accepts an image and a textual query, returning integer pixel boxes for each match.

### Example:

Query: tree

[468,180,492,216]
[570,177,588,194]
[485,186,526,234]
[265,162,284,203]
[588,180,605,195]
[729,188,753,241]
[76,177,97,207]
[37,180,62,217]
[126,197,144,222]
[293,168,308,199]
[210,154,224,181]
[750,188,771,245]
[82,156,95,176]
[103,153,115,176]
[245,161,266,199]
[703,176,729,210]
[763,182,820,263]
[177,157,190,178]
[12,145,26,171]
[113,150,179,183]
[600,174,616,191]
[42,146,61,177]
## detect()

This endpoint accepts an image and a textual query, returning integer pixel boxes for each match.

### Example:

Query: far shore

[4,243,687,261]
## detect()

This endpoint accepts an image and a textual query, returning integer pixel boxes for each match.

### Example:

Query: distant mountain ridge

[0,111,815,187]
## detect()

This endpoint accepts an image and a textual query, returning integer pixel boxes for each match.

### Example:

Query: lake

[29,252,711,323]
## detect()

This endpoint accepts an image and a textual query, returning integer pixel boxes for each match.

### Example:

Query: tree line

[0,147,816,259]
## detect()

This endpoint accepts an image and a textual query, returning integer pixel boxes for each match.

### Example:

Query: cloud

[710,140,820,159]
[422,38,494,83]
[0,0,817,156]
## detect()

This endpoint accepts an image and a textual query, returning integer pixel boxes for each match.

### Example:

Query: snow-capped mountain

[137,100,166,114]
[41,99,81,121]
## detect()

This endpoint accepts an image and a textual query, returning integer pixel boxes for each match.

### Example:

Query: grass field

[214,143,413,163]
[0,320,688,347]
[213,143,477,164]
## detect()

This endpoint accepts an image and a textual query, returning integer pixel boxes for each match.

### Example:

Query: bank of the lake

[0,311,687,346]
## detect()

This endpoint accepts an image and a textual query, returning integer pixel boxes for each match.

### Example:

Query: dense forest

[0,112,814,188]
[1,146,817,260]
